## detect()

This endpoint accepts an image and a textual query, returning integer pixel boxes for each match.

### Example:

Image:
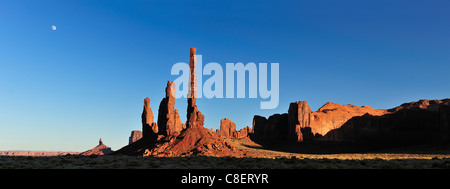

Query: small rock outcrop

[216,118,253,139]
[216,118,236,138]
[233,126,253,139]
[80,138,114,155]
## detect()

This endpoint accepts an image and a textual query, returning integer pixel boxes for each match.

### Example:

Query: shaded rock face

[308,102,387,137]
[129,130,143,145]
[288,101,312,142]
[440,105,450,142]
[80,138,114,155]
[323,99,450,148]
[251,114,288,144]
[158,81,183,136]
[389,99,450,112]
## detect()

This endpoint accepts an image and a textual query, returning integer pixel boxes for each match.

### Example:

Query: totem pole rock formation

[186,48,205,129]
[115,48,252,157]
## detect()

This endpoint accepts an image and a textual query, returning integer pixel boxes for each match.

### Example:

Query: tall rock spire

[142,97,158,139]
[158,81,183,136]
[186,48,204,128]
[187,48,197,117]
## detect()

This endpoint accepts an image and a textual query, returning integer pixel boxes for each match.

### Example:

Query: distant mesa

[0,151,79,156]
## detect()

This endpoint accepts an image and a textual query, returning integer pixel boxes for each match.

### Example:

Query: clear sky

[1,0,449,152]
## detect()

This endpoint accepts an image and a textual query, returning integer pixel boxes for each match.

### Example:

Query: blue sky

[0,0,449,151]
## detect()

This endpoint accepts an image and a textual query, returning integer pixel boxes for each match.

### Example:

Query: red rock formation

[186,48,205,129]
[158,81,183,136]
[288,101,312,142]
[80,138,114,155]
[252,100,387,144]
[115,48,249,157]
[142,97,158,139]
[216,118,237,138]
[129,130,143,144]
[216,118,253,139]
[233,126,253,139]
[187,48,197,114]
[309,102,386,136]
[143,127,253,157]
[323,99,450,148]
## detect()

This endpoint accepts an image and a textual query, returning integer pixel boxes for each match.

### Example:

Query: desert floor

[1,140,450,169]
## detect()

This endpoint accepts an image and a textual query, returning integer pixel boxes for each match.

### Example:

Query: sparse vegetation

[1,154,450,169]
